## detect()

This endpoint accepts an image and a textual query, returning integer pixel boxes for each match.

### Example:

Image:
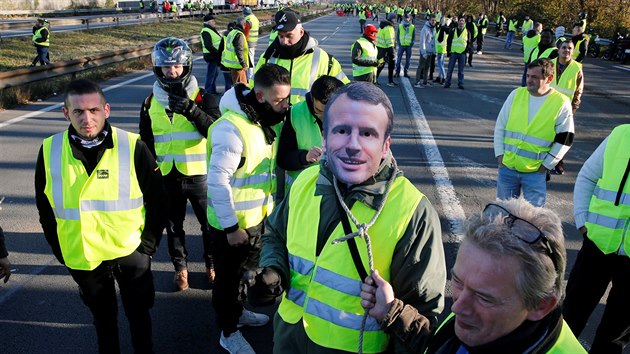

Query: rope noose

[331,157,398,354]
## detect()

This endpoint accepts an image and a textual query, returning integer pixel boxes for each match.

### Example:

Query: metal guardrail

[0,8,330,90]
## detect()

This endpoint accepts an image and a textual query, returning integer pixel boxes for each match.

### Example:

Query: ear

[545,73,554,85]
[104,103,111,119]
[381,136,392,159]
[255,89,265,103]
[61,106,70,122]
[526,296,558,321]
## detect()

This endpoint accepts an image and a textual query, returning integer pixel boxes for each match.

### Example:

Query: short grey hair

[322,82,394,140]
[461,198,566,310]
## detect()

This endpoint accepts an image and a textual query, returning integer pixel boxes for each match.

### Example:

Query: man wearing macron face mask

[254,9,349,105]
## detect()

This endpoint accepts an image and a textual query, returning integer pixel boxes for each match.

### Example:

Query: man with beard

[254,10,349,104]
[207,64,291,354]
[246,82,446,353]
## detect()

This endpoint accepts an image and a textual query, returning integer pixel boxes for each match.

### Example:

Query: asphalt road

[0,13,629,354]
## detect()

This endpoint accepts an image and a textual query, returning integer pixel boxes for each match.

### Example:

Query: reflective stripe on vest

[502,87,566,172]
[200,27,222,53]
[585,125,630,256]
[32,27,50,46]
[522,34,540,62]
[376,25,395,48]
[42,128,144,270]
[530,47,556,62]
[451,28,468,54]
[207,111,275,230]
[269,29,278,45]
[263,47,349,104]
[398,23,415,46]
[551,58,582,99]
[351,37,378,77]
[245,14,259,45]
[285,100,323,185]
[148,88,207,176]
[221,29,248,69]
[278,165,423,353]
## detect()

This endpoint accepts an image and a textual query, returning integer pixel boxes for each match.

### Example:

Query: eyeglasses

[482,203,558,272]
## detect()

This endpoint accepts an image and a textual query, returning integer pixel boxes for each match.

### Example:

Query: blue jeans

[496,165,547,207]
[504,31,515,48]
[395,46,412,74]
[204,60,219,94]
[34,45,51,65]
[436,53,445,78]
[445,52,466,86]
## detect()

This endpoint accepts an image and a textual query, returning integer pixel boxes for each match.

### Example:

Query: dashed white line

[613,65,630,72]
[400,78,466,242]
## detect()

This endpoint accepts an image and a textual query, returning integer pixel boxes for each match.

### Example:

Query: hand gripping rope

[331,157,398,354]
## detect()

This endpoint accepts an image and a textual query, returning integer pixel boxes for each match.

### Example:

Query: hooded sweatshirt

[419,20,435,56]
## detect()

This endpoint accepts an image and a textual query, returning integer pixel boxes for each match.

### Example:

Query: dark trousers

[446,52,466,86]
[211,222,263,335]
[68,250,155,354]
[204,60,220,94]
[359,19,366,33]
[164,172,213,271]
[376,46,395,83]
[476,33,485,52]
[563,236,630,354]
[467,47,474,66]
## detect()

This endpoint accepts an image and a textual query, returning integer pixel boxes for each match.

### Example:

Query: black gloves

[243,267,284,307]
[168,95,196,118]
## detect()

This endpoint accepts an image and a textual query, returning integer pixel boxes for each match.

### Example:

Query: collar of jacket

[314,152,399,210]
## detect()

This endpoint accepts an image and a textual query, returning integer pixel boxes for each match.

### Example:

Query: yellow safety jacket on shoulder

[351,37,378,78]
[278,166,423,353]
[148,88,206,176]
[431,313,586,353]
[245,14,259,45]
[522,34,541,62]
[398,23,415,46]
[503,87,567,172]
[451,28,468,54]
[551,59,582,99]
[359,11,366,20]
[529,47,556,62]
[585,125,630,256]
[207,111,275,230]
[522,19,533,33]
[42,128,145,271]
[376,25,395,48]
[478,18,488,35]
[285,100,322,186]
[256,48,349,104]
[32,27,50,46]
[200,27,222,54]
[572,37,587,61]
[435,28,448,54]
[269,29,278,45]
[508,19,518,32]
[222,29,248,70]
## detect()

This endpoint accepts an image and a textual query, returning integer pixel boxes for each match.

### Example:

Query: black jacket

[35,122,167,265]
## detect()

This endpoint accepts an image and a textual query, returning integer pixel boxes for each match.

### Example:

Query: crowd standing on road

[2,3,625,354]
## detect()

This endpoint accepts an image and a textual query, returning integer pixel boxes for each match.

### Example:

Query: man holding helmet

[139,37,221,291]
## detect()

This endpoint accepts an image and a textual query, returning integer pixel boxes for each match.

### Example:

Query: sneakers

[386,82,398,87]
[477,51,483,55]
[220,330,255,354]
[432,77,441,83]
[424,81,433,87]
[238,309,270,328]
[174,269,189,291]
[458,84,465,89]
[444,83,451,88]
[413,82,425,88]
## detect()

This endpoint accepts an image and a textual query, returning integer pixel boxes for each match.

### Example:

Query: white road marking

[400,78,466,242]
[613,65,630,72]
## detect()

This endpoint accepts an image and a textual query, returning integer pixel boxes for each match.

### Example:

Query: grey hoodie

[419,20,436,56]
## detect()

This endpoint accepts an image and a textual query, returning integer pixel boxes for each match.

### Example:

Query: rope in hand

[331,156,398,354]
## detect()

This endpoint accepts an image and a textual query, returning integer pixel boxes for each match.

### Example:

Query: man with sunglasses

[360,198,586,353]
[564,124,630,354]
[494,58,574,207]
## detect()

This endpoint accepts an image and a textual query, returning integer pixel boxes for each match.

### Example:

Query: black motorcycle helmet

[152,37,193,92]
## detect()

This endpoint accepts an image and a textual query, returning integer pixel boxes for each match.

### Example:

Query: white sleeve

[542,100,575,169]
[574,137,607,230]
[494,89,517,157]
[207,119,244,229]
